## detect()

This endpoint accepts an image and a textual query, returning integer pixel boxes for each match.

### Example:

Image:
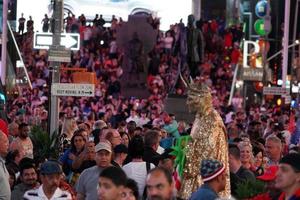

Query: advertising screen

[17,0,192,31]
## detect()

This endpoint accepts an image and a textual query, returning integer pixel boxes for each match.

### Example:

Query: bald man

[0,131,11,199]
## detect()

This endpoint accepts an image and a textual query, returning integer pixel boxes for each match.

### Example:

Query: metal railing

[6,20,32,89]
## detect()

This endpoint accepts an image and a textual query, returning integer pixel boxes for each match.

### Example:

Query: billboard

[17,0,192,31]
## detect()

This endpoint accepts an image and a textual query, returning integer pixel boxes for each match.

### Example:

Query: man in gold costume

[178,78,231,199]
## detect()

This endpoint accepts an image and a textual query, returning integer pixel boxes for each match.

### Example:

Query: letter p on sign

[243,40,260,68]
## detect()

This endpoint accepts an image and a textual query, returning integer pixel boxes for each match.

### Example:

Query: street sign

[241,68,264,81]
[48,46,71,62]
[34,33,80,50]
[51,83,95,97]
[263,87,290,96]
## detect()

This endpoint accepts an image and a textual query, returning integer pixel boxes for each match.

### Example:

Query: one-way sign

[51,83,95,97]
[34,33,80,50]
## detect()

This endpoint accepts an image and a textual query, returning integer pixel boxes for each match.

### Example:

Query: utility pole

[1,0,8,85]
[282,0,290,89]
[291,0,299,75]
[192,0,201,20]
[49,0,64,136]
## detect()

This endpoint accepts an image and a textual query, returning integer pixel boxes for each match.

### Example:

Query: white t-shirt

[122,162,155,197]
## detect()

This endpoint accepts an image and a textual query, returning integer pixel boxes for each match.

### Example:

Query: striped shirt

[23,185,71,200]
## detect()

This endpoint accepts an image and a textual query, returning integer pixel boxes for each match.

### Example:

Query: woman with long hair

[59,129,86,178]
[60,117,78,151]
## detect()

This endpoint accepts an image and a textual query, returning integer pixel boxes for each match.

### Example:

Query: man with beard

[146,167,179,200]
[10,123,33,158]
[23,160,71,199]
[11,163,39,200]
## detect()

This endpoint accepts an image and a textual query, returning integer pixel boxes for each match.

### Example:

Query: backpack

[143,162,151,200]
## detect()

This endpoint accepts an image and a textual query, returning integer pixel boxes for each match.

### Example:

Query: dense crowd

[0,12,300,200]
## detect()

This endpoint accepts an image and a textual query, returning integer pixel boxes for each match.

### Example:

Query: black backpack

[143,162,151,200]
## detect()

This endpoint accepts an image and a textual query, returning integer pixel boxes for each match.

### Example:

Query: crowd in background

[0,12,300,200]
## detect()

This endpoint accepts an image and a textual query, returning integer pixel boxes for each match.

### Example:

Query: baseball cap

[40,161,62,175]
[95,141,112,153]
[257,166,278,181]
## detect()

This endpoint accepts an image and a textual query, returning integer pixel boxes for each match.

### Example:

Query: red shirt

[279,188,300,200]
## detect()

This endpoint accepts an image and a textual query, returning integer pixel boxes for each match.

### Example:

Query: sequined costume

[178,80,230,199]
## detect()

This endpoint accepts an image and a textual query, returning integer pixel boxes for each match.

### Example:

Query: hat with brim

[95,141,112,153]
[40,161,62,175]
[201,159,225,182]
[257,166,278,181]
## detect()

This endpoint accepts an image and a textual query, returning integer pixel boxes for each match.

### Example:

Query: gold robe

[178,109,231,199]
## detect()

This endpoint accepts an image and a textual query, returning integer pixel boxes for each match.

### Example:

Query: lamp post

[267,40,300,62]
[282,0,290,89]
[1,0,8,85]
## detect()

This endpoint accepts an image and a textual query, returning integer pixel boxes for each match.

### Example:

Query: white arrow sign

[61,34,78,48]
[34,33,80,50]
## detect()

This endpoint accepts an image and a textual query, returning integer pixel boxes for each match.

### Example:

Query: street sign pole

[49,0,64,136]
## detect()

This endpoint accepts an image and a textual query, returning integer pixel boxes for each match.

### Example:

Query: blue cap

[40,161,62,175]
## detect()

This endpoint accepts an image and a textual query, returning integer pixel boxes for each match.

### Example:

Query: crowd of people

[0,11,300,200]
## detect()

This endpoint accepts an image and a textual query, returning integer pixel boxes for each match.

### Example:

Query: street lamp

[266,40,300,62]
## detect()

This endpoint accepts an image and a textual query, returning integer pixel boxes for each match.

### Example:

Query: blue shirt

[189,183,219,200]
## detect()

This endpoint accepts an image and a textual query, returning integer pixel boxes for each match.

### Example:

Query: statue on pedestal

[177,15,205,78]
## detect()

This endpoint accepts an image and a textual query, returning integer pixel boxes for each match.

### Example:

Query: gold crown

[188,82,211,97]
[180,73,211,97]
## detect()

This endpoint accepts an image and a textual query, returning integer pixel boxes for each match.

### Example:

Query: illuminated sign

[243,40,261,68]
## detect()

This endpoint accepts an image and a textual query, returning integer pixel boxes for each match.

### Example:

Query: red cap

[0,119,8,136]
[257,166,278,181]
